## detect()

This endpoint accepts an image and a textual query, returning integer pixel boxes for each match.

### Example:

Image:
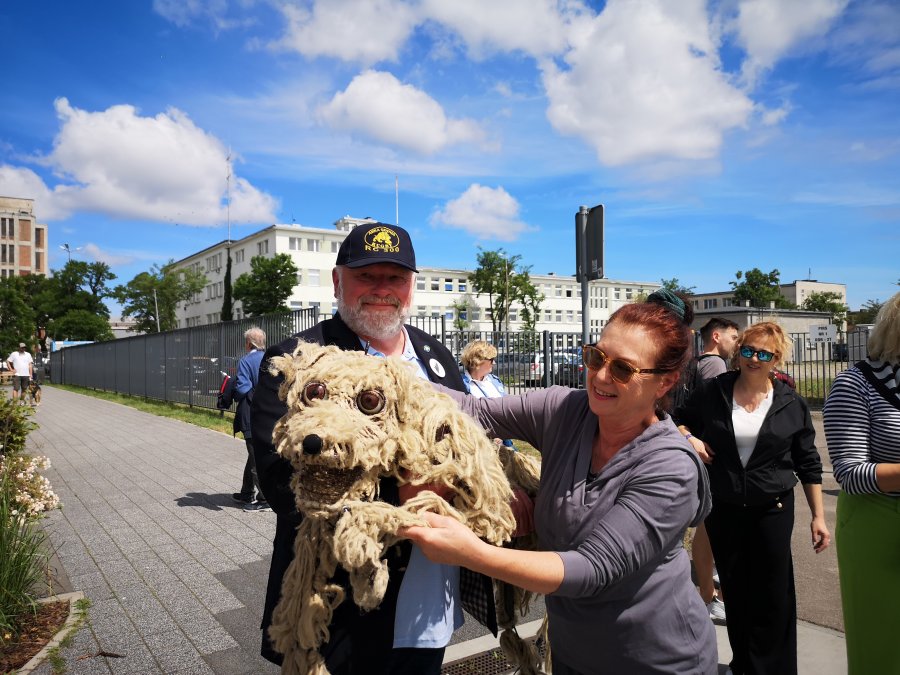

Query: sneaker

[707,596,727,624]
[243,500,271,512]
[232,492,253,504]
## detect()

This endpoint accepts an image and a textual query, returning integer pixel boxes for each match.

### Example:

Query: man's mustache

[358,295,400,308]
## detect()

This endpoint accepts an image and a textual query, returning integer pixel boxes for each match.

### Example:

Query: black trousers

[705,490,797,675]
[239,438,264,499]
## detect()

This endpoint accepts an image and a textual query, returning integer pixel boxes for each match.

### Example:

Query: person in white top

[7,342,34,402]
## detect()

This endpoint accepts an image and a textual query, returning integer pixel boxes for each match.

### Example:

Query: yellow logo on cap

[363,226,400,254]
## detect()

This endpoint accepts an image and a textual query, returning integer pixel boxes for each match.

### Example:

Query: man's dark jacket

[251,314,498,670]
[673,370,823,506]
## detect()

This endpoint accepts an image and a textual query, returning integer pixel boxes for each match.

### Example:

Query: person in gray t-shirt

[692,318,739,624]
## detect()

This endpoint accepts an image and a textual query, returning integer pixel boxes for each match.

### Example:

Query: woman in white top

[460,341,516,450]
[823,291,900,674]
[675,322,830,675]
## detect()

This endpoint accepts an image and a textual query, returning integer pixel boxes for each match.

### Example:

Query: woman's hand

[687,435,715,464]
[399,512,485,566]
[810,516,831,553]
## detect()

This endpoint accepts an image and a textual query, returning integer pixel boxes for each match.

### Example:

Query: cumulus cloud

[270,0,418,64]
[542,0,753,166]
[81,243,137,267]
[430,184,533,240]
[732,0,848,86]
[318,70,486,154]
[0,165,69,220]
[419,0,577,58]
[12,98,277,226]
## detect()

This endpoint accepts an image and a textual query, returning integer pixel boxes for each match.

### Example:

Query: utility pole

[153,288,161,332]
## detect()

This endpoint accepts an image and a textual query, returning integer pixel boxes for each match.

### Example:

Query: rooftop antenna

[395,174,399,225]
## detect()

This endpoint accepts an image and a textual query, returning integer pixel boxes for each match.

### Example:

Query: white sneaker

[707,596,727,624]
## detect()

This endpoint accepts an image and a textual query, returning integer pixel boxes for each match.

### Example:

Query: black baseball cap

[335,222,417,272]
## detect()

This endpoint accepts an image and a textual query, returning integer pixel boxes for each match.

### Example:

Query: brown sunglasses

[581,345,671,384]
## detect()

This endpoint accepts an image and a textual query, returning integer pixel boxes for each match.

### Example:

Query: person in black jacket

[250,222,497,674]
[674,321,830,675]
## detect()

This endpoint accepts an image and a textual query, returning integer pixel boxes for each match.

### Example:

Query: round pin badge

[423,345,432,352]
[428,358,445,378]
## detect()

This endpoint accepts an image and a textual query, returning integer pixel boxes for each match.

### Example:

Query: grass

[48,384,235,436]
[46,597,91,674]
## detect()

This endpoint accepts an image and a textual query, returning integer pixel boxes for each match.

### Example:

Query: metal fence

[49,312,869,411]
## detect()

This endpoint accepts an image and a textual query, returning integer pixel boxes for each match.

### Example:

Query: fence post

[542,330,551,387]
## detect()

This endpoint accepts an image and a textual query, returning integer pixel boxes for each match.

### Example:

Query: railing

[49,313,867,411]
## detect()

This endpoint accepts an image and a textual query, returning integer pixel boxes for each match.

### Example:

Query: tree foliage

[801,291,848,327]
[52,309,115,341]
[660,277,696,295]
[114,260,207,333]
[729,268,794,309]
[232,253,298,316]
[221,250,233,322]
[0,277,37,356]
[847,299,883,326]
[469,248,542,334]
[449,295,476,330]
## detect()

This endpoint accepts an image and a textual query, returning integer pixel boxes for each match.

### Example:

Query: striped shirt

[823,360,900,495]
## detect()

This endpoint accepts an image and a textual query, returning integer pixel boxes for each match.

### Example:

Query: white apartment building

[172,216,661,334]
[688,280,847,313]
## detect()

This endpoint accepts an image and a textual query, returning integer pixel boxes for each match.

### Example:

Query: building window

[704,298,718,309]
[555,285,562,297]
[430,278,440,291]
[417,278,425,291]
[289,236,301,250]
[257,240,269,255]
[444,278,453,292]
[234,249,245,263]
[35,251,42,270]
[555,310,563,323]
[509,308,518,322]
[625,288,633,300]
[296,271,304,285]
[331,241,340,253]
[308,270,320,286]
[614,288,621,300]
[566,310,574,323]
[458,280,467,292]
[566,287,573,298]
[307,239,321,252]
[290,301,303,309]
[35,229,43,247]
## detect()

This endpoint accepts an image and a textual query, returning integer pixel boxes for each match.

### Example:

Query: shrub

[0,392,60,645]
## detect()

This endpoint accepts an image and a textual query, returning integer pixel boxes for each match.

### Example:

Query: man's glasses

[581,345,670,384]
[739,345,775,362]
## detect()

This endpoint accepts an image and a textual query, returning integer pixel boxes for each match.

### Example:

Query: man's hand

[399,512,483,566]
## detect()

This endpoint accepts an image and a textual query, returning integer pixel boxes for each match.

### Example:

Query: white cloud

[0,166,70,220]
[318,70,486,154]
[542,0,753,166]
[152,0,257,31]
[15,98,277,226]
[419,0,578,58]
[81,243,137,267]
[733,0,848,86]
[270,0,418,64]
[430,184,533,240]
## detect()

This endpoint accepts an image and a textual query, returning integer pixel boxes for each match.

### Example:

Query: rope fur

[267,341,519,674]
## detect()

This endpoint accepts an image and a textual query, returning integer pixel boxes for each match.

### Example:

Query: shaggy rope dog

[265,341,527,675]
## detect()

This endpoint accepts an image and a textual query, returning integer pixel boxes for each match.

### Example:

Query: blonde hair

[868,291,900,364]
[737,321,791,370]
[460,340,498,373]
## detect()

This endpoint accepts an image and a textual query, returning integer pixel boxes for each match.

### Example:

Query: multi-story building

[171,216,660,334]
[687,279,847,314]
[0,196,49,278]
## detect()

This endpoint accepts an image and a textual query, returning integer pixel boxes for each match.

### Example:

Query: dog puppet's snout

[302,434,323,456]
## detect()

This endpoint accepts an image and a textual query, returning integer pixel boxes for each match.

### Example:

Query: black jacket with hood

[674,370,823,506]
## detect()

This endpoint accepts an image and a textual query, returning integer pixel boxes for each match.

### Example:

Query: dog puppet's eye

[356,389,386,415]
[302,382,328,403]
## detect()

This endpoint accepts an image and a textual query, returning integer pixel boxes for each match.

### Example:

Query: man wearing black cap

[251,222,497,674]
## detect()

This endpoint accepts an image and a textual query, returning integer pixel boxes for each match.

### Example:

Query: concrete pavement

[23,387,846,674]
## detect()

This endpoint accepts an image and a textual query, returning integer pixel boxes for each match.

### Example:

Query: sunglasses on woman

[582,345,670,384]
[739,345,775,362]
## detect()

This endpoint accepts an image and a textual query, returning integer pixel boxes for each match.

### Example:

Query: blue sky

[1,0,898,312]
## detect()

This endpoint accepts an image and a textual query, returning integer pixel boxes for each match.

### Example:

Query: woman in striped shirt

[823,291,900,675]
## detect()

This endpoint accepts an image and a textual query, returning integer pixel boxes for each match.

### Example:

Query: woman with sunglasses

[675,321,830,675]
[403,289,717,674]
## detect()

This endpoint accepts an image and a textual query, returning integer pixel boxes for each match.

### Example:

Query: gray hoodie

[447,385,716,674]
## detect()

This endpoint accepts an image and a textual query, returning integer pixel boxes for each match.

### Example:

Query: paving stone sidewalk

[27,386,280,674]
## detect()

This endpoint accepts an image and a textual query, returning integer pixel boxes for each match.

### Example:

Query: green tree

[515,270,545,333]
[221,250,233,322]
[449,295,476,330]
[847,299,883,326]
[0,277,36,356]
[660,277,696,295]
[114,260,207,333]
[52,309,114,341]
[729,268,794,309]
[801,291,849,328]
[232,253,298,316]
[469,249,519,333]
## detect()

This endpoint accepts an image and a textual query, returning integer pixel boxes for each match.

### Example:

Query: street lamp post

[60,243,82,262]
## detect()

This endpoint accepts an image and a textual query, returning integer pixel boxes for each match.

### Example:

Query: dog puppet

[265,341,522,675]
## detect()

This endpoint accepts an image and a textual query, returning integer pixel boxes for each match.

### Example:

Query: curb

[16,591,85,675]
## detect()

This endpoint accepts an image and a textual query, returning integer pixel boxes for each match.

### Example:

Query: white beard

[337,294,410,341]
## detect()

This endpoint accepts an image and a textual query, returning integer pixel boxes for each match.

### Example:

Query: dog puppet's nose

[302,434,323,456]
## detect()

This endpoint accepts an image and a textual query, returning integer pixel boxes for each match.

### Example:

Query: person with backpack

[690,318,739,624]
